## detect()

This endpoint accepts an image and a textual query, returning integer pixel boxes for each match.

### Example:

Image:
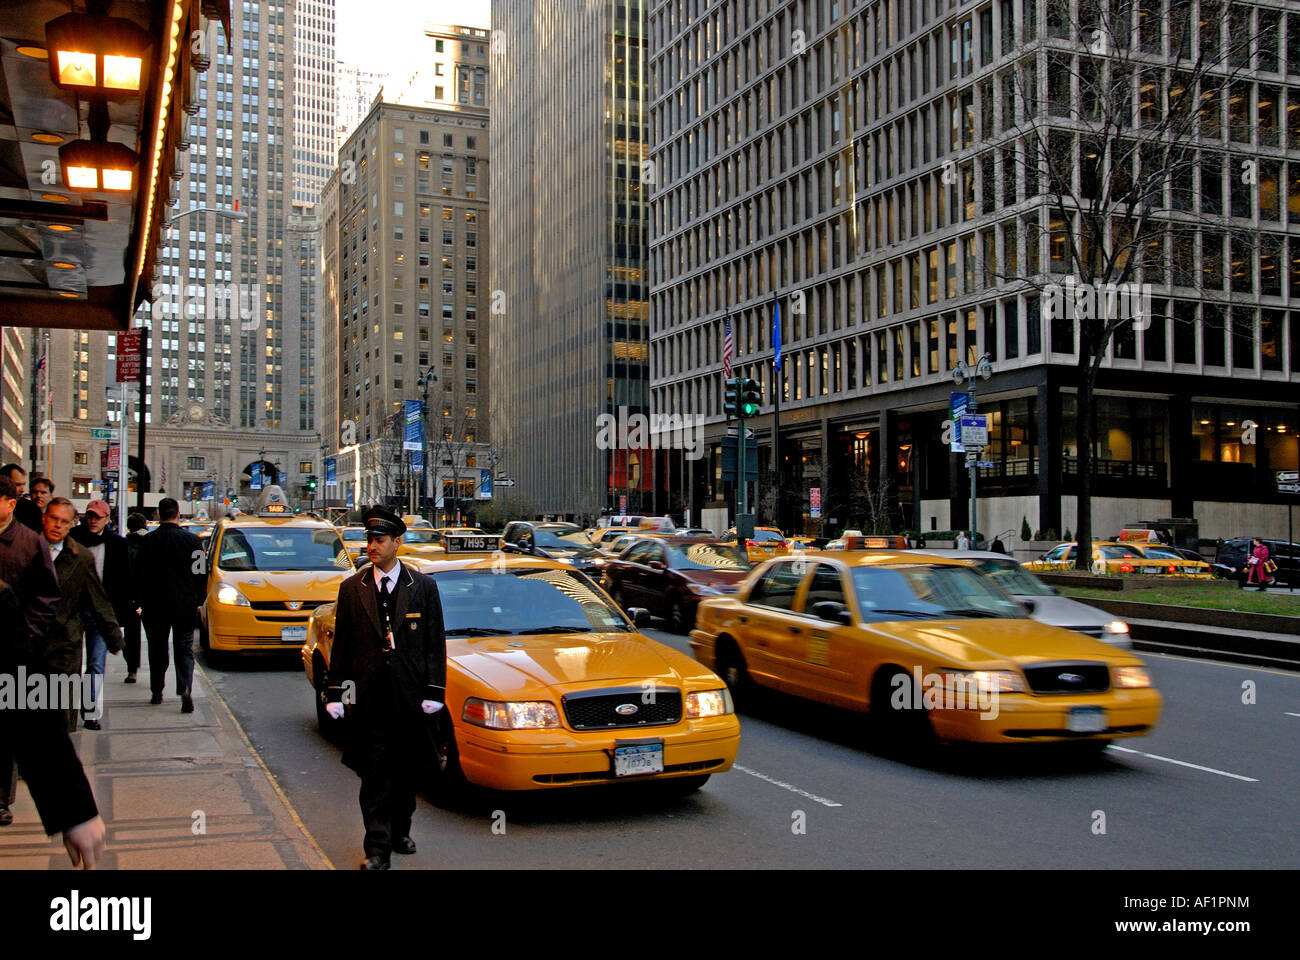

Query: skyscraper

[489,0,650,518]
[293,0,338,207]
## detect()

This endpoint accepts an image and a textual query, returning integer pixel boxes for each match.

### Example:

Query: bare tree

[429,391,482,524]
[834,466,898,535]
[982,0,1272,570]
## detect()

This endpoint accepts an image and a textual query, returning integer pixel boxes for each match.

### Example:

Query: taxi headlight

[685,688,734,718]
[1113,666,1151,688]
[1105,620,1130,635]
[461,697,560,729]
[215,584,250,607]
[947,669,1026,694]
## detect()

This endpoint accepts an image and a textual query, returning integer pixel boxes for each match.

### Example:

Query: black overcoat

[324,562,447,774]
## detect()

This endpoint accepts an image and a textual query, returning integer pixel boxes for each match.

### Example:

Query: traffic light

[740,377,761,417]
[724,377,741,419]
[306,474,318,491]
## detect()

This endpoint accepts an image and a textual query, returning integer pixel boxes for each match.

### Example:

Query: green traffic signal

[740,377,761,417]
[306,474,318,490]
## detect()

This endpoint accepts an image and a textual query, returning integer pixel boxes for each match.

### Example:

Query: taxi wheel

[716,639,754,709]
[870,667,936,753]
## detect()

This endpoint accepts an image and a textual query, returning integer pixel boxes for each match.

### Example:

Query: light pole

[417,367,437,521]
[952,353,993,547]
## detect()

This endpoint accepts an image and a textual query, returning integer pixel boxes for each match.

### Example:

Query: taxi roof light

[255,485,290,516]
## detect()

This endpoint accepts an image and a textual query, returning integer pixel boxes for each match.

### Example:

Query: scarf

[70,523,106,547]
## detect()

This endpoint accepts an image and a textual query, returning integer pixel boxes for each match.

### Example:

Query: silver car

[908,550,1131,646]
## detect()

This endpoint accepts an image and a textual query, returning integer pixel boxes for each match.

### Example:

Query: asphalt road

[201,629,1300,869]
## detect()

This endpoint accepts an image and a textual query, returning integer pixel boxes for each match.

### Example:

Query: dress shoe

[124,673,137,684]
[150,693,163,705]
[360,856,390,870]
[181,695,194,714]
[393,836,417,855]
[0,805,13,827]
[82,719,101,731]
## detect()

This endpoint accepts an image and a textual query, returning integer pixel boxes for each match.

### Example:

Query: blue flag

[773,298,783,371]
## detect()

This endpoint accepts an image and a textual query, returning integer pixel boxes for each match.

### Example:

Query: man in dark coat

[135,498,206,711]
[70,499,135,725]
[324,506,446,870]
[35,499,123,732]
[0,464,42,533]
[0,477,106,866]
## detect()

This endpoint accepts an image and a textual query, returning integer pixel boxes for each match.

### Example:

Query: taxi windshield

[535,530,598,555]
[665,542,749,571]
[218,528,352,572]
[402,529,441,544]
[850,564,1024,620]
[749,529,784,542]
[340,528,366,541]
[966,558,1054,596]
[1098,545,1139,559]
[432,568,632,636]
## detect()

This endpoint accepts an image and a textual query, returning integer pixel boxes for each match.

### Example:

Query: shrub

[1020,516,1032,541]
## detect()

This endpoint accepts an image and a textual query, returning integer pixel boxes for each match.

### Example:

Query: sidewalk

[0,648,333,869]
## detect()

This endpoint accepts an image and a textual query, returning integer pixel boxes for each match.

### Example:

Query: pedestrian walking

[956,530,970,551]
[1245,538,1274,591]
[135,498,206,712]
[0,464,42,533]
[29,475,54,513]
[121,513,149,682]
[0,477,107,868]
[71,500,137,718]
[990,535,1007,554]
[36,499,123,732]
[323,506,447,870]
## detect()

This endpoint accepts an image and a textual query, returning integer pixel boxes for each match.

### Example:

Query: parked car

[501,520,606,575]
[1214,537,1298,586]
[909,550,1131,645]
[603,537,751,633]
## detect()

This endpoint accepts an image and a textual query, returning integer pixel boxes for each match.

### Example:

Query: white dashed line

[1107,745,1259,782]
[732,764,843,807]
[1285,712,1300,718]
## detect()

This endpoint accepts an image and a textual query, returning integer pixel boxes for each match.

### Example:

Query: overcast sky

[336,0,492,79]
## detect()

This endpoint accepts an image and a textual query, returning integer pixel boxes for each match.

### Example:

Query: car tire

[716,638,755,710]
[669,597,691,634]
[870,667,936,755]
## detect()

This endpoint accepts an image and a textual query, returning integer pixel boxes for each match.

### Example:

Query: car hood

[216,571,350,600]
[865,617,1140,668]
[450,632,717,698]
[1016,594,1114,628]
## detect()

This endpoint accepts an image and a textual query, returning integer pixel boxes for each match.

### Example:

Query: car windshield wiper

[446,626,511,637]
[514,625,595,634]
[940,608,1007,618]
[865,608,932,619]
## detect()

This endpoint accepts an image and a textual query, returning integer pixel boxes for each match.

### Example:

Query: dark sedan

[602,537,751,634]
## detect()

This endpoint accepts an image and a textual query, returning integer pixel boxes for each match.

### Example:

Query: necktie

[380,576,394,648]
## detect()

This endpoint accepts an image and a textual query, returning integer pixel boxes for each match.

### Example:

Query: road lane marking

[1107,745,1258,782]
[732,764,843,807]
[1286,712,1300,718]
[1142,652,1300,679]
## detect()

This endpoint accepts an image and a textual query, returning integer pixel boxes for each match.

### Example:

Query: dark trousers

[357,718,418,860]
[142,617,196,697]
[0,706,98,835]
[120,609,142,674]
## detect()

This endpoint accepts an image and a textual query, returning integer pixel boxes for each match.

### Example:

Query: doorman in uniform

[324,506,446,870]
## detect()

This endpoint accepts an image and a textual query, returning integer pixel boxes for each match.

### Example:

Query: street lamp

[417,366,437,521]
[952,353,994,547]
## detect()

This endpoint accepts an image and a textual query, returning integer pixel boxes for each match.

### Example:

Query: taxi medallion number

[1066,707,1107,733]
[282,625,308,645]
[614,742,664,777]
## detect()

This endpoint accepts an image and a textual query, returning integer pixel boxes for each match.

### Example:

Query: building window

[187,456,205,470]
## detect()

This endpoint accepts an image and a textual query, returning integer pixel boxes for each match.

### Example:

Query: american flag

[722,315,734,379]
[36,352,46,372]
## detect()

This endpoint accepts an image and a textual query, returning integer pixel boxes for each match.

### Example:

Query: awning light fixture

[44,13,150,97]
[59,138,139,193]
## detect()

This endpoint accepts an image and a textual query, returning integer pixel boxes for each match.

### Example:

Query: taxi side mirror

[810,601,852,625]
[626,607,651,628]
[1020,599,1037,615]
[648,560,667,571]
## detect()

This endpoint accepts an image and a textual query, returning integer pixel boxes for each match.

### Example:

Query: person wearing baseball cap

[70,501,135,726]
[322,505,446,869]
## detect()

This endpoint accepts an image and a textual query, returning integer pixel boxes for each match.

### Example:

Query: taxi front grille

[561,687,682,730]
[249,601,316,611]
[1022,663,1111,695]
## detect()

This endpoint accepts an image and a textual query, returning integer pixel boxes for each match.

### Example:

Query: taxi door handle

[739,615,748,623]
[788,625,802,634]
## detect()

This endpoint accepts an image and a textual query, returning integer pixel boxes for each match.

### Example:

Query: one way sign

[494,477,516,487]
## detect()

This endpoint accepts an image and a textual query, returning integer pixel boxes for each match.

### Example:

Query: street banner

[201,481,215,501]
[403,400,423,452]
[411,446,423,474]
[950,392,970,453]
[325,457,337,487]
[251,462,263,490]
[773,298,782,370]
[479,469,491,499]
[346,488,354,509]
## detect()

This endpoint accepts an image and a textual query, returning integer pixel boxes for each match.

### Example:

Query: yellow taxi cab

[690,551,1161,751]
[1124,543,1214,578]
[302,545,740,793]
[200,486,355,655]
[588,526,640,548]
[433,526,487,537]
[728,526,789,562]
[1023,542,1178,576]
[338,525,368,563]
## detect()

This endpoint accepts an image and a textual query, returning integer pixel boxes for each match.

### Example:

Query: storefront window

[1193,403,1299,470]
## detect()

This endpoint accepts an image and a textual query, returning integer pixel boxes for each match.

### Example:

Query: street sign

[494,477,516,487]
[1279,483,1300,493]
[810,487,821,518]
[977,461,995,468]
[116,331,142,383]
[959,414,988,450]
[1278,471,1299,484]
[91,427,113,439]
[106,444,121,472]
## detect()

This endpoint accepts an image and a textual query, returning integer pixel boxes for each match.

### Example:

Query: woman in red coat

[1246,539,1273,590]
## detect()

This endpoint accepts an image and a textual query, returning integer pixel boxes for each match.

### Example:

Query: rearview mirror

[809,600,852,625]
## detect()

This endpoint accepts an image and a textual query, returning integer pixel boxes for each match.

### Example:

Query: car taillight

[1119,563,1134,573]
[1168,565,1176,574]
[746,539,758,546]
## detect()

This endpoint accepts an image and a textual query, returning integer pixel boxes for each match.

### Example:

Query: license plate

[614,743,664,777]
[1143,567,1160,574]
[281,625,308,645]
[1066,707,1107,733]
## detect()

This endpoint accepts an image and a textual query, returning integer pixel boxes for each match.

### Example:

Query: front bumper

[456,715,741,791]
[927,687,1163,743]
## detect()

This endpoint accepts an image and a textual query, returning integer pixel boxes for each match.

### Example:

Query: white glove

[325,702,345,720]
[421,700,443,714]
